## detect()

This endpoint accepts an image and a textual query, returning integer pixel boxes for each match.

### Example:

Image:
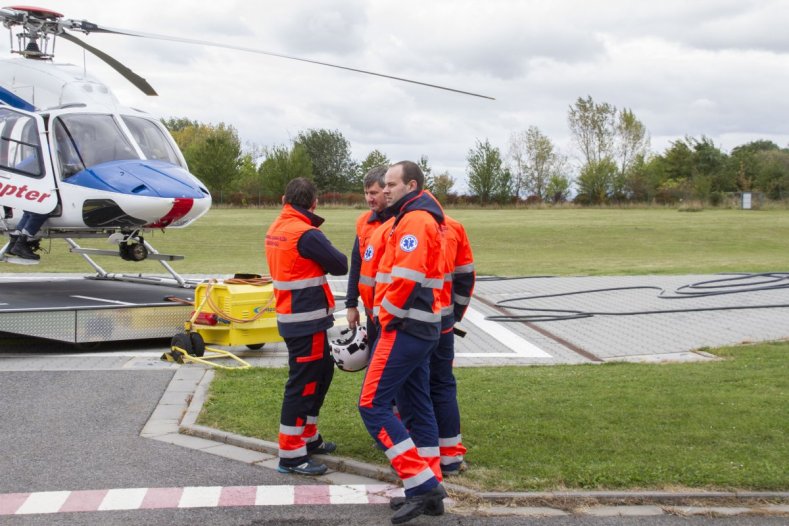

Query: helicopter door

[0,106,58,214]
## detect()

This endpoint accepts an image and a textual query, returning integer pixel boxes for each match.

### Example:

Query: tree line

[164,97,789,207]
[164,118,452,206]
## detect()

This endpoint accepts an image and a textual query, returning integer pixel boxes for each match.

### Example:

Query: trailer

[0,276,194,345]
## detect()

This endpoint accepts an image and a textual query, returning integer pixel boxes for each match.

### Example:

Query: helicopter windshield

[121,116,181,166]
[53,114,139,176]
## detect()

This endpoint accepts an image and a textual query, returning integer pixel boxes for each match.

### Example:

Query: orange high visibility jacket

[358,215,395,313]
[265,204,335,338]
[440,215,476,329]
[346,210,388,311]
[374,191,446,341]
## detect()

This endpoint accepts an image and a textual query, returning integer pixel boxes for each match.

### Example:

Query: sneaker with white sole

[277,459,328,476]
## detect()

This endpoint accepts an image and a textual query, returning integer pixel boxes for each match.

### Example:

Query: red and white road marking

[0,484,402,516]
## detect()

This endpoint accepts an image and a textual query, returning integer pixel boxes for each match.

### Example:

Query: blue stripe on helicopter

[0,87,36,111]
[64,159,206,199]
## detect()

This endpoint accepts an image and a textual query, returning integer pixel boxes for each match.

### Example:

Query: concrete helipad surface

[1,272,788,368]
[451,273,789,365]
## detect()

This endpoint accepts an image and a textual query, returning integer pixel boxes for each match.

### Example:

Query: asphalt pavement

[1,272,788,524]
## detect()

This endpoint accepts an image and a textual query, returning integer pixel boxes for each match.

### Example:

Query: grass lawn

[6,207,789,276]
[198,341,789,492]
[8,206,787,492]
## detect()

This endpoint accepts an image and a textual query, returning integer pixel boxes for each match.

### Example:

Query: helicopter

[0,6,492,284]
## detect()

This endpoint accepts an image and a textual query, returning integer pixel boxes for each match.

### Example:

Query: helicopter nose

[146,197,194,228]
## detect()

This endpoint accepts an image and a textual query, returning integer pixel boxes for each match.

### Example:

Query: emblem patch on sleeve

[363,245,374,261]
[399,234,418,252]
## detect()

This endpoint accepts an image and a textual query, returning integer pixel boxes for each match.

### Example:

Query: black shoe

[9,238,39,260]
[389,496,445,516]
[308,441,337,455]
[390,485,446,524]
[277,459,327,476]
[441,461,467,477]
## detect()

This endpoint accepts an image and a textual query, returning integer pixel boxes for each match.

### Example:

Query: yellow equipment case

[164,276,283,369]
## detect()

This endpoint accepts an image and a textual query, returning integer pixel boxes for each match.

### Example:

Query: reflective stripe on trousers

[278,331,334,466]
[358,329,440,497]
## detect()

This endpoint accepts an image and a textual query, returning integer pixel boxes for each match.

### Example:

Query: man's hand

[347,306,360,329]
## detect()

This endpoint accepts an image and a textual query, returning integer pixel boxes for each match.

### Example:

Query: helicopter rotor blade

[57,31,157,96]
[63,21,495,101]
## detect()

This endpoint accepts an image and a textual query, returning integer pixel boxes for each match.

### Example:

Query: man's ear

[281,195,286,205]
[310,198,318,212]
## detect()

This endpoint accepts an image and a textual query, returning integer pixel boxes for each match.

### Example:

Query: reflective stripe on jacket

[358,216,395,312]
[265,204,335,338]
[440,215,476,329]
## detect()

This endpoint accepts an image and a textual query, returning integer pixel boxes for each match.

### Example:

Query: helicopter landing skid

[64,238,194,289]
[1,255,39,265]
[68,247,184,262]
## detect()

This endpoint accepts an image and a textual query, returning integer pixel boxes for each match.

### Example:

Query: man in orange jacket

[358,161,448,524]
[433,214,475,475]
[346,165,391,346]
[266,177,348,476]
[390,207,474,514]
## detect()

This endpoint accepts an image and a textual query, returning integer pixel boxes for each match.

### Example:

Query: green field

[200,342,789,492]
[9,206,786,492]
[7,207,789,275]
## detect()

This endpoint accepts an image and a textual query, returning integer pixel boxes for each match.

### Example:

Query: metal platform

[0,277,194,344]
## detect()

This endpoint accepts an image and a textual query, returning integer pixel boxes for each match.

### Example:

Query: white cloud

[3,0,788,189]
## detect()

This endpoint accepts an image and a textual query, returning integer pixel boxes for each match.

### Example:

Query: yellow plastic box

[190,281,283,347]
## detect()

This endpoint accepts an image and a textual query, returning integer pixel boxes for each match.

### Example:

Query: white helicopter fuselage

[0,58,211,236]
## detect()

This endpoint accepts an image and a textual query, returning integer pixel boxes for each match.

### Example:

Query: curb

[174,366,789,514]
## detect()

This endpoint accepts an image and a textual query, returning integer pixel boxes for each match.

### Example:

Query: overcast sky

[4,0,788,190]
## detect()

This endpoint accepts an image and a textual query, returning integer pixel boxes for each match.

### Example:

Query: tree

[508,126,566,200]
[568,97,651,202]
[689,136,728,197]
[170,122,242,204]
[753,149,789,199]
[417,155,434,192]
[431,171,455,203]
[359,150,389,176]
[234,152,263,206]
[162,117,198,133]
[567,95,616,166]
[294,129,356,193]
[616,108,650,179]
[545,173,571,204]
[574,157,618,205]
[258,144,313,201]
[466,139,511,205]
[624,153,663,202]
[726,140,780,194]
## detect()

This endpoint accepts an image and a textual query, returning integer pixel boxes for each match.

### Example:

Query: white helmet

[330,326,369,372]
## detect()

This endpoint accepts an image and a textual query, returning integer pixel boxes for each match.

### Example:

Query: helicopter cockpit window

[52,119,83,179]
[121,116,182,166]
[0,108,43,178]
[55,114,140,172]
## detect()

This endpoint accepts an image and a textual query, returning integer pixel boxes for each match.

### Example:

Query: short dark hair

[363,165,387,189]
[391,160,424,191]
[284,177,317,209]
